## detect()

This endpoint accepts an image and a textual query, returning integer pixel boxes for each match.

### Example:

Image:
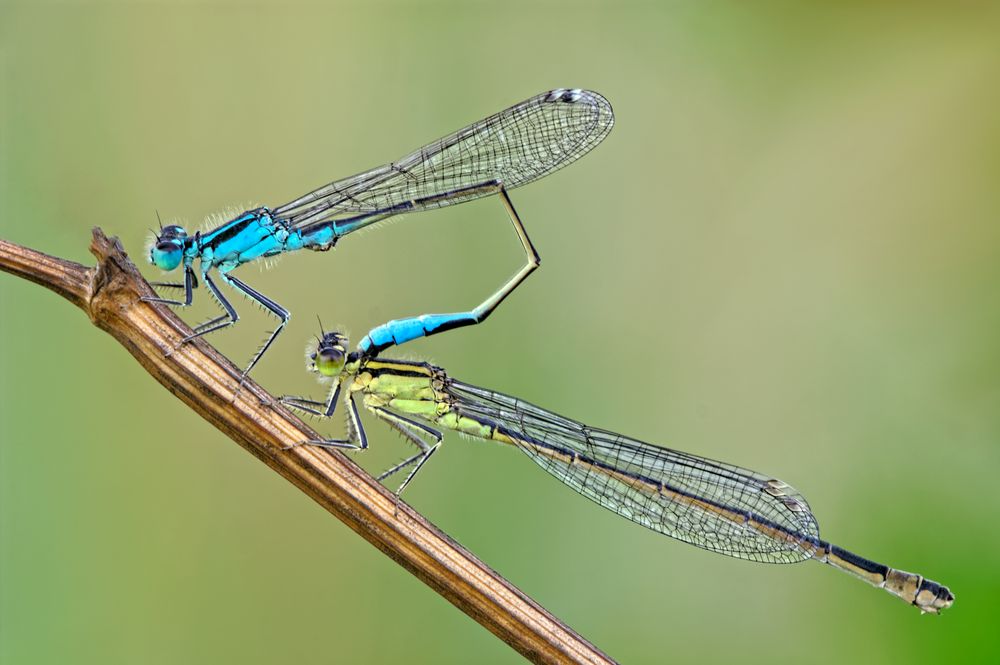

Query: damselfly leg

[143,266,196,307]
[281,382,342,418]
[225,273,290,385]
[167,269,289,387]
[371,407,443,503]
[281,383,367,451]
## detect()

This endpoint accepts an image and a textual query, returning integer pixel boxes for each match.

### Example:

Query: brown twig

[0,230,615,665]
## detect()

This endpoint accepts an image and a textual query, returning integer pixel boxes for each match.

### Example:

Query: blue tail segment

[359,312,479,356]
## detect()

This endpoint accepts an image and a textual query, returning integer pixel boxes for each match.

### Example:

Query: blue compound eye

[148,224,187,271]
[151,240,184,271]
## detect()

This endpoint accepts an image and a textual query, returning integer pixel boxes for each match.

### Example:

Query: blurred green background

[2,2,998,663]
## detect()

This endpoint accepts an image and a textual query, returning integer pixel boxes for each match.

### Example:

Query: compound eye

[314,347,345,377]
[151,240,183,271]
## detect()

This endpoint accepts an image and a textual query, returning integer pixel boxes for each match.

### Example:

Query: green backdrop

[2,2,998,663]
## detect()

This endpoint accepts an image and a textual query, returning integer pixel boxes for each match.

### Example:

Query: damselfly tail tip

[880,567,954,614]
[823,544,953,614]
[913,578,954,615]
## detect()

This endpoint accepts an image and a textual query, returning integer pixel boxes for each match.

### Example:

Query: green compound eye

[315,347,345,377]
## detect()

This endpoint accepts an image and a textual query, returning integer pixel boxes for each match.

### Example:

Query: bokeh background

[2,2,998,663]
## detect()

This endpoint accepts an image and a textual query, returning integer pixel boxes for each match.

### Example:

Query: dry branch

[0,230,615,665]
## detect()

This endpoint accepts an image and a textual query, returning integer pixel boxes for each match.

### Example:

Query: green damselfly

[278,323,954,615]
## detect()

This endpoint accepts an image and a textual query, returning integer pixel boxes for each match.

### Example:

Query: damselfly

[278,320,954,614]
[145,89,614,382]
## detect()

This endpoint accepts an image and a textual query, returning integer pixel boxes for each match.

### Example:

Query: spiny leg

[149,269,198,292]
[372,407,442,501]
[281,386,368,451]
[142,265,197,307]
[161,271,237,360]
[280,381,341,418]
[279,397,329,416]
[145,267,235,362]
[224,273,290,384]
[149,282,185,289]
[358,185,541,356]
[169,270,288,385]
[192,313,232,334]
[180,272,239,342]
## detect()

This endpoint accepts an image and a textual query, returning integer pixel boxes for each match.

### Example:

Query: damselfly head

[148,224,188,271]
[309,331,350,378]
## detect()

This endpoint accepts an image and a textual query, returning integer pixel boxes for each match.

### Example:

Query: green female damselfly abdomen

[277,321,953,615]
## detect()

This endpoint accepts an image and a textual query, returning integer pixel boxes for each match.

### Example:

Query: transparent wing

[273,89,614,227]
[445,379,821,564]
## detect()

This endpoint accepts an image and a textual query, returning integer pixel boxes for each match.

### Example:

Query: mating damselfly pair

[145,88,953,614]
